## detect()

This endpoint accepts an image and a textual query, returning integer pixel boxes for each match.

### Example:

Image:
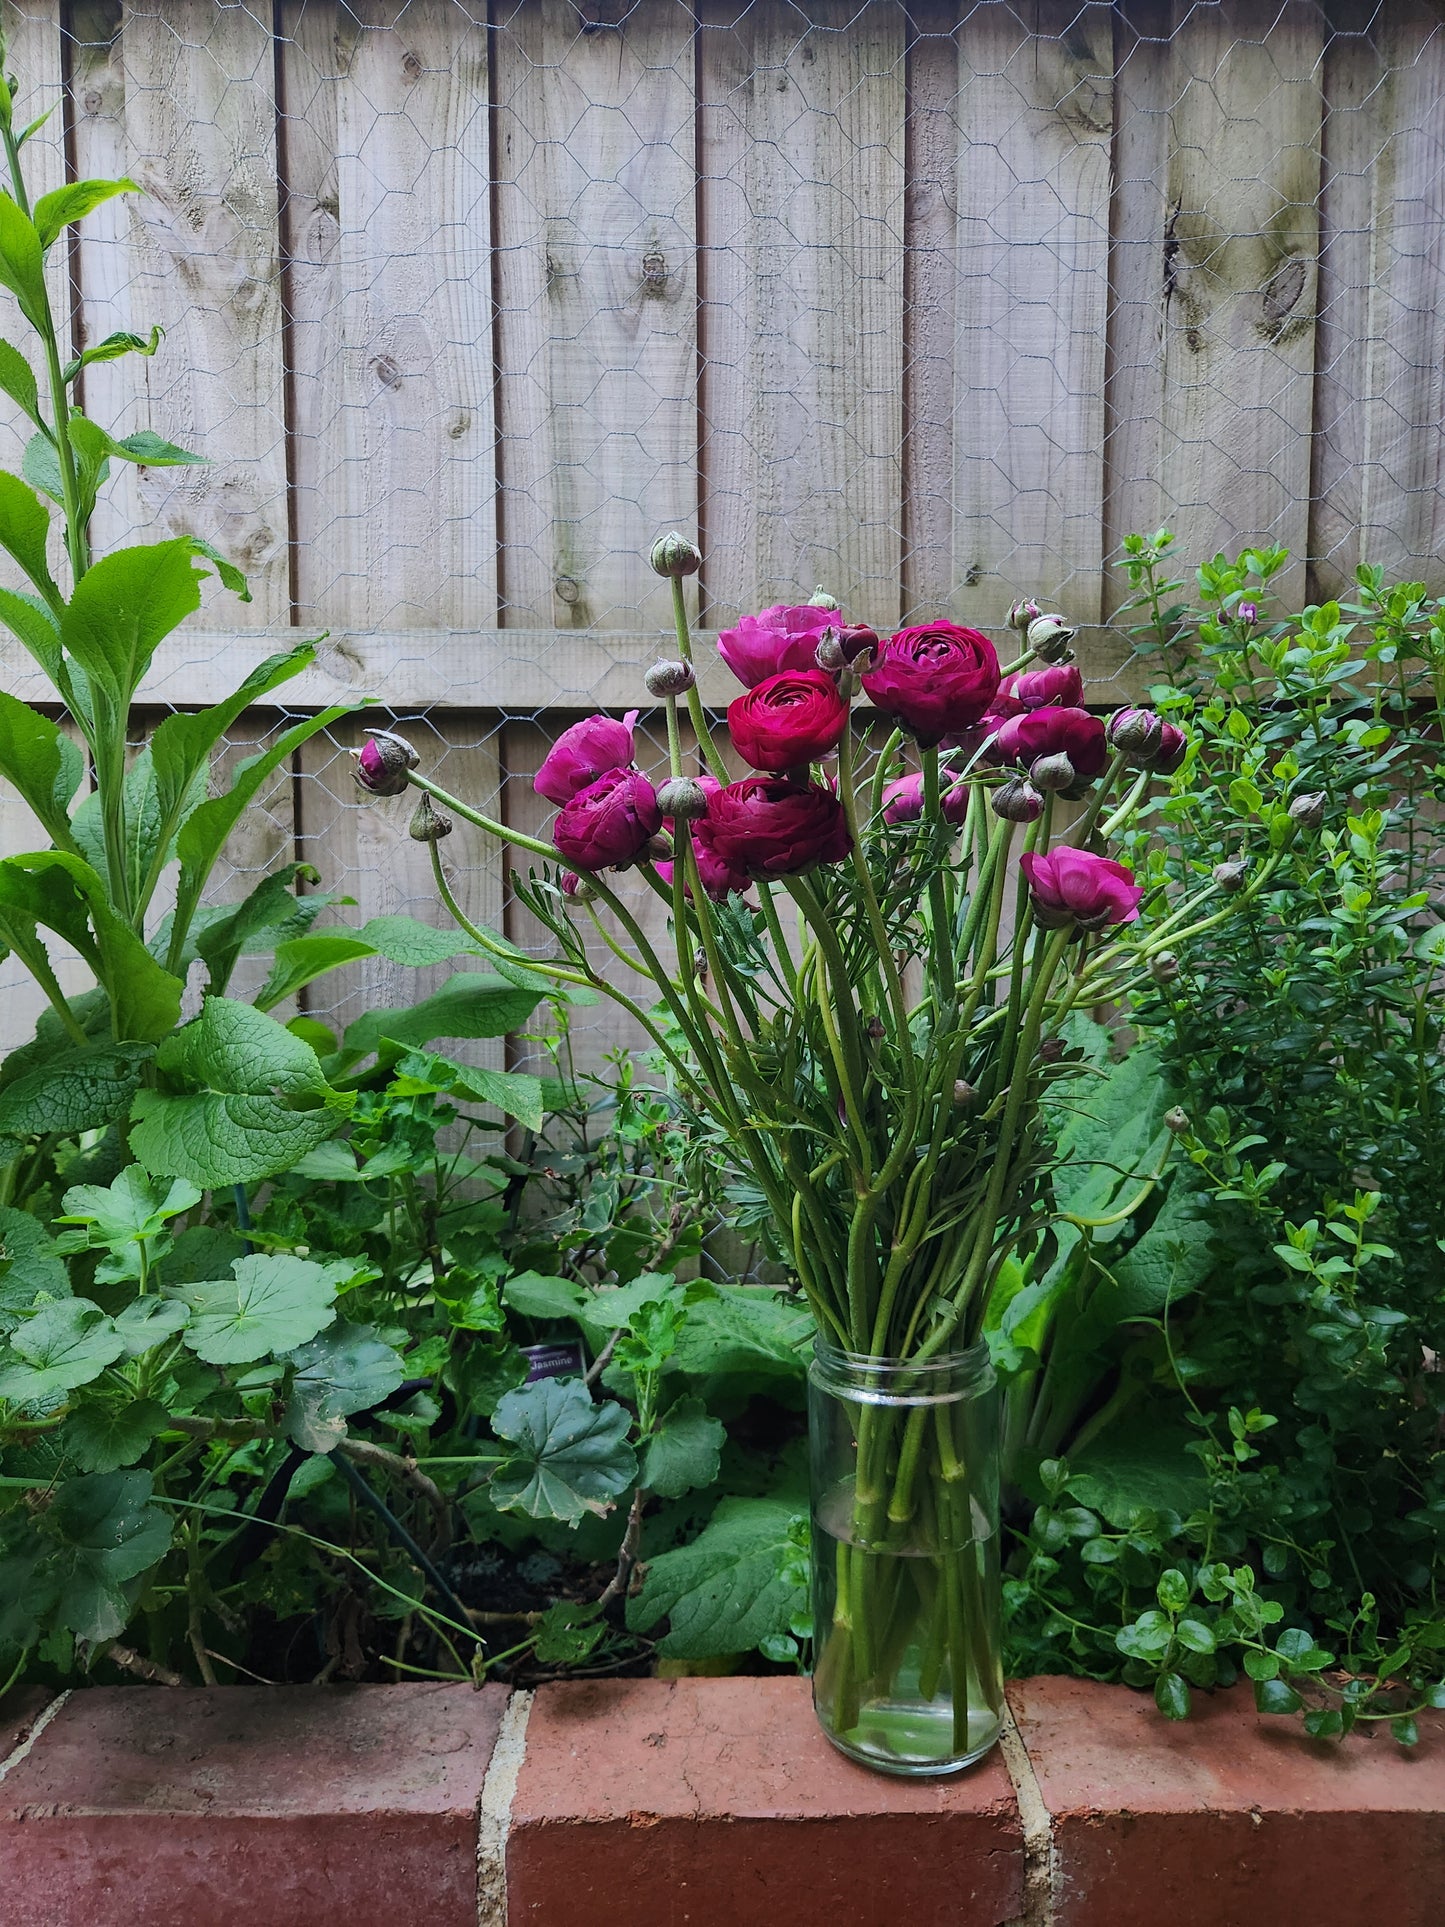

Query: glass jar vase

[808,1339,1003,1776]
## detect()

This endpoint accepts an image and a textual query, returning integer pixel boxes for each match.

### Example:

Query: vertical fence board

[284,0,495,632]
[1153,0,1323,592]
[699,0,906,627]
[73,0,290,622]
[951,0,1114,629]
[1356,5,1445,584]
[494,0,699,632]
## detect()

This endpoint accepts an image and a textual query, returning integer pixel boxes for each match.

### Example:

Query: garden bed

[1,1676,1441,1927]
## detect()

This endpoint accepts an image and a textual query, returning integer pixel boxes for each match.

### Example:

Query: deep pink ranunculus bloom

[717,605,840,688]
[862,623,1001,746]
[1021,847,1143,932]
[533,710,640,806]
[1003,663,1084,711]
[551,765,661,872]
[705,776,851,878]
[993,706,1108,779]
[1155,722,1188,775]
[880,770,969,826]
[728,669,850,773]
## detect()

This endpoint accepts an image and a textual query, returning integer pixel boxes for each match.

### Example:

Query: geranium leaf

[488,1376,636,1524]
[178,1253,349,1365]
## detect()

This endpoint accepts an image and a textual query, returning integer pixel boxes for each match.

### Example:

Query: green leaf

[59,539,205,712]
[32,177,138,250]
[488,1376,637,1524]
[0,690,81,846]
[1254,1677,1303,1715]
[21,427,64,507]
[356,914,507,968]
[339,973,544,1064]
[1243,1649,1280,1681]
[628,1496,810,1658]
[111,429,208,467]
[666,1283,812,1389]
[45,1469,171,1641]
[0,471,60,608]
[1154,1672,1192,1721]
[1302,1708,1344,1740]
[501,1271,587,1322]
[148,645,317,858]
[63,323,162,381]
[0,339,41,427]
[255,933,377,1011]
[642,1395,725,1499]
[283,1320,405,1453]
[171,709,353,956]
[0,581,63,686]
[112,1297,188,1358]
[1156,1568,1190,1613]
[58,1165,200,1251]
[531,1598,606,1666]
[178,1252,348,1365]
[0,1043,152,1140]
[130,997,355,1185]
[0,192,47,327]
[63,1396,168,1473]
[0,1298,124,1403]
[1175,1617,1216,1655]
[1065,1417,1206,1528]
[0,1205,68,1323]
[391,1047,547,1133]
[1391,1716,1419,1747]
[183,864,325,992]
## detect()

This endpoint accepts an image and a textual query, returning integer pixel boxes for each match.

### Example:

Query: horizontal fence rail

[0,0,1441,1057]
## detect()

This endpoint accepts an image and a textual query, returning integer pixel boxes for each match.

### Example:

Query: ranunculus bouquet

[358,538,1248,1774]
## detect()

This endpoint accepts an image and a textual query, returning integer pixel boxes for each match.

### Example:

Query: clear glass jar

[808,1339,1003,1776]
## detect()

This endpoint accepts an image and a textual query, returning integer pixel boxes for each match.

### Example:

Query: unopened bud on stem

[354,728,420,796]
[1288,790,1327,830]
[1026,613,1077,662]
[650,531,702,578]
[1007,597,1044,633]
[1213,858,1247,893]
[645,658,695,697]
[656,776,709,821]
[1149,952,1180,984]
[807,587,841,610]
[953,1079,979,1111]
[991,775,1044,822]
[1164,1106,1190,1135]
[1029,751,1077,793]
[408,794,451,842]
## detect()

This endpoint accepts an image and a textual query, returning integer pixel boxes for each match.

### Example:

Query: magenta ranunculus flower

[1003,664,1084,711]
[1021,847,1143,932]
[728,669,850,773]
[1155,722,1188,775]
[706,777,851,878]
[717,605,840,688]
[881,771,969,826]
[993,706,1107,780]
[534,710,640,806]
[354,729,419,796]
[862,623,1001,747]
[552,765,661,872]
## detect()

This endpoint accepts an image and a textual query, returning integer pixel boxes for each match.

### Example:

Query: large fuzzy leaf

[488,1376,636,1524]
[628,1496,809,1658]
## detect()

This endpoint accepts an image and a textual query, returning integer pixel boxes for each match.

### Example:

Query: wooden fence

[0,0,1443,1059]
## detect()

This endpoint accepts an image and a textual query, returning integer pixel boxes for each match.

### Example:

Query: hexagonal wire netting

[0,0,1440,1069]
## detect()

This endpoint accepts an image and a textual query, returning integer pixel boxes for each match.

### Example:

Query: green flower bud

[656,777,709,820]
[408,794,451,842]
[645,658,695,697]
[650,531,702,578]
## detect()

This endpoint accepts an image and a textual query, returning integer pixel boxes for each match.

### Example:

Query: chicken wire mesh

[0,0,1441,1061]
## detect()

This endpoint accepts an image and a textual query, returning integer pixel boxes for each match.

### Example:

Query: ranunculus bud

[1026,614,1077,662]
[560,870,594,902]
[1007,597,1043,632]
[865,1015,885,1042]
[1164,1106,1190,1135]
[657,776,709,820]
[1213,859,1247,892]
[994,706,1108,780]
[808,588,841,610]
[880,770,968,826]
[1005,663,1084,710]
[1154,722,1188,775]
[552,766,662,872]
[838,623,880,664]
[408,794,451,842]
[534,710,640,805]
[650,531,702,578]
[718,604,842,688]
[705,776,851,879]
[1288,790,1327,829]
[728,669,850,773]
[991,775,1044,822]
[1149,952,1180,984]
[354,728,420,796]
[953,1079,979,1110]
[1029,751,1077,793]
[1038,1036,1065,1063]
[1021,847,1144,932]
[645,658,695,697]
[815,635,846,671]
[862,623,1002,747]
[1107,705,1164,761]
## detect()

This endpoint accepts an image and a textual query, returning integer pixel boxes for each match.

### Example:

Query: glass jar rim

[809,1335,995,1401]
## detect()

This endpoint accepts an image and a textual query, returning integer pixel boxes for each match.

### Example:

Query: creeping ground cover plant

[353,534,1292,1771]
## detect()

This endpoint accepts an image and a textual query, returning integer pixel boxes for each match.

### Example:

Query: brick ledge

[0,1675,1440,1926]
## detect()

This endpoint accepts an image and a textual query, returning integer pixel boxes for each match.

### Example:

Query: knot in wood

[1260,257,1308,333]
[369,354,404,391]
[640,247,668,296]
[554,575,582,605]
[401,49,422,81]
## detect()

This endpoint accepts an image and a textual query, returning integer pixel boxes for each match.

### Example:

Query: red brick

[508,1675,1023,1926]
[1008,1676,1445,1927]
[0,1683,507,1927]
[0,1689,56,1766]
